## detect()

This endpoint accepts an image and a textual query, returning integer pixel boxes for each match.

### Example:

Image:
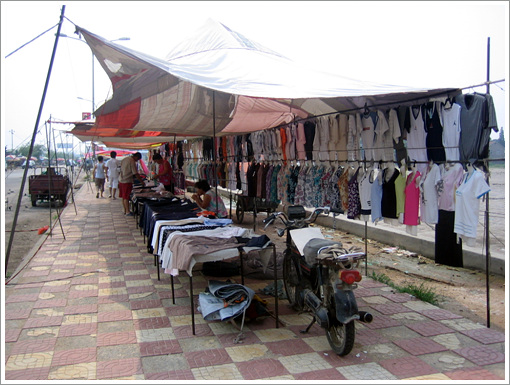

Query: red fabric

[96,98,142,129]
[118,182,133,199]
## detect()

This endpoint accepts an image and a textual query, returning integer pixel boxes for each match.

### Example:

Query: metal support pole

[5,5,66,276]
[212,91,219,215]
[485,36,491,328]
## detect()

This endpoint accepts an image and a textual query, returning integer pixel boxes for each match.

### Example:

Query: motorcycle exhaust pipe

[303,289,329,329]
[358,311,373,323]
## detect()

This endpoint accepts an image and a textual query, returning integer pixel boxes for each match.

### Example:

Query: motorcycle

[263,205,373,356]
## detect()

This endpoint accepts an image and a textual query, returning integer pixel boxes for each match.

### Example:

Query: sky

[1,1,508,154]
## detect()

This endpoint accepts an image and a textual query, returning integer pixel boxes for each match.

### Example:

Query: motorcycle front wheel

[326,320,355,356]
[282,252,301,310]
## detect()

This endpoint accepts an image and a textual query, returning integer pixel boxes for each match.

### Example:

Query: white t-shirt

[106,158,120,179]
[420,163,441,224]
[358,113,376,161]
[454,169,490,242]
[440,103,462,161]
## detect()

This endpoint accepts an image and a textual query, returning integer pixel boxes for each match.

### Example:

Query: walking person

[105,151,120,199]
[93,156,107,198]
[119,152,144,216]
[152,153,174,192]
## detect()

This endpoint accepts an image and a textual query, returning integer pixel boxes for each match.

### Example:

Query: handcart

[235,194,279,225]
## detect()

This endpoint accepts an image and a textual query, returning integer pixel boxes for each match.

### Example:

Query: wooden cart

[29,168,70,207]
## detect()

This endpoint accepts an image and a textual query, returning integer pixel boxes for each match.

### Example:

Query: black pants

[435,209,463,267]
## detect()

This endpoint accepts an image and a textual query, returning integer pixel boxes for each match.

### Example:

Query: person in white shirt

[105,151,121,199]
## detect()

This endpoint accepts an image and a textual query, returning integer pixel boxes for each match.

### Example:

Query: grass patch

[369,271,439,305]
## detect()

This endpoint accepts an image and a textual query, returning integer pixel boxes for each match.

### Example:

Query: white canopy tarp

[73,19,459,146]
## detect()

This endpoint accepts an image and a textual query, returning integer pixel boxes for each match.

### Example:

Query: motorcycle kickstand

[300,318,315,334]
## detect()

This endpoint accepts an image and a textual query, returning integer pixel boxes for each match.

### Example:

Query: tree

[496,127,505,146]
[18,144,48,159]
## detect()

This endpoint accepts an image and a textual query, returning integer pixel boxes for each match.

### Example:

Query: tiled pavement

[3,186,507,381]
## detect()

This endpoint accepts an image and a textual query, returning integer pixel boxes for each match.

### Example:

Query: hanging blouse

[295,122,307,160]
[304,120,316,160]
[404,171,421,226]
[381,167,400,219]
[337,167,350,212]
[330,165,344,212]
[358,170,372,216]
[347,167,361,219]
[294,164,308,206]
[407,105,428,175]
[347,115,360,161]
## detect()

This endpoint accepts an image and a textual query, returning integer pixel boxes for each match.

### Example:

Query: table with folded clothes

[156,225,279,335]
[138,198,200,249]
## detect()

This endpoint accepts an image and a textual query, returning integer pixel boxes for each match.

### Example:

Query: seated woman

[191,179,228,218]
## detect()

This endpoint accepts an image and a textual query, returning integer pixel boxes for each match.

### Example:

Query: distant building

[489,140,505,165]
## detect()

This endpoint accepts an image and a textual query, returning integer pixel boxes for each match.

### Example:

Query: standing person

[105,151,120,199]
[119,152,144,216]
[191,180,228,218]
[152,153,173,192]
[93,156,107,198]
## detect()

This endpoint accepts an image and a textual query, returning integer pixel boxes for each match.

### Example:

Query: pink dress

[404,171,421,225]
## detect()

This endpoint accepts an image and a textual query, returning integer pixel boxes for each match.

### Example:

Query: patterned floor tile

[98,310,133,323]
[50,347,97,367]
[172,323,214,339]
[406,320,455,336]
[191,362,243,381]
[145,369,195,380]
[5,352,54,371]
[135,327,175,343]
[5,328,22,343]
[337,361,397,380]
[236,358,289,380]
[459,327,506,345]
[23,316,63,329]
[419,308,463,320]
[63,304,98,315]
[445,366,505,380]
[217,331,262,347]
[130,299,162,310]
[266,338,314,356]
[4,366,51,380]
[58,322,97,337]
[365,314,402,329]
[185,348,232,368]
[134,316,172,330]
[10,338,57,355]
[5,308,33,320]
[224,343,268,362]
[97,330,137,346]
[179,335,223,353]
[380,292,416,303]
[293,367,347,380]
[379,355,438,379]
[454,345,506,366]
[371,303,410,315]
[96,357,143,379]
[139,340,182,356]
[355,328,390,346]
[394,336,449,355]
[278,352,332,374]
[253,327,297,342]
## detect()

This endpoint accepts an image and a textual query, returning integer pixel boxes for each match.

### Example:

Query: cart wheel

[31,197,37,207]
[236,199,245,223]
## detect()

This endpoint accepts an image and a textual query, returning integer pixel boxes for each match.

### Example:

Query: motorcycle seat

[303,238,342,265]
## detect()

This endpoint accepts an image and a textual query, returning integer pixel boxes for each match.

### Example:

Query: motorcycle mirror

[263,218,275,230]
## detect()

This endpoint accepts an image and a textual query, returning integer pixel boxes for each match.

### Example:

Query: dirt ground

[3,173,506,333]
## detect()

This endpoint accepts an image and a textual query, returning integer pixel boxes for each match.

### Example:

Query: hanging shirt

[347,115,360,161]
[437,163,464,212]
[358,113,377,161]
[394,172,406,218]
[295,122,307,160]
[403,171,421,226]
[454,169,490,243]
[337,114,349,161]
[347,168,361,219]
[420,163,441,224]
[370,169,383,223]
[407,105,428,175]
[440,102,462,161]
[358,170,372,215]
[381,167,399,219]
[455,93,498,162]
[424,101,446,162]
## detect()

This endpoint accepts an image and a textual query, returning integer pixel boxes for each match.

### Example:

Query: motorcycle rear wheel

[326,320,355,356]
[283,253,301,310]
